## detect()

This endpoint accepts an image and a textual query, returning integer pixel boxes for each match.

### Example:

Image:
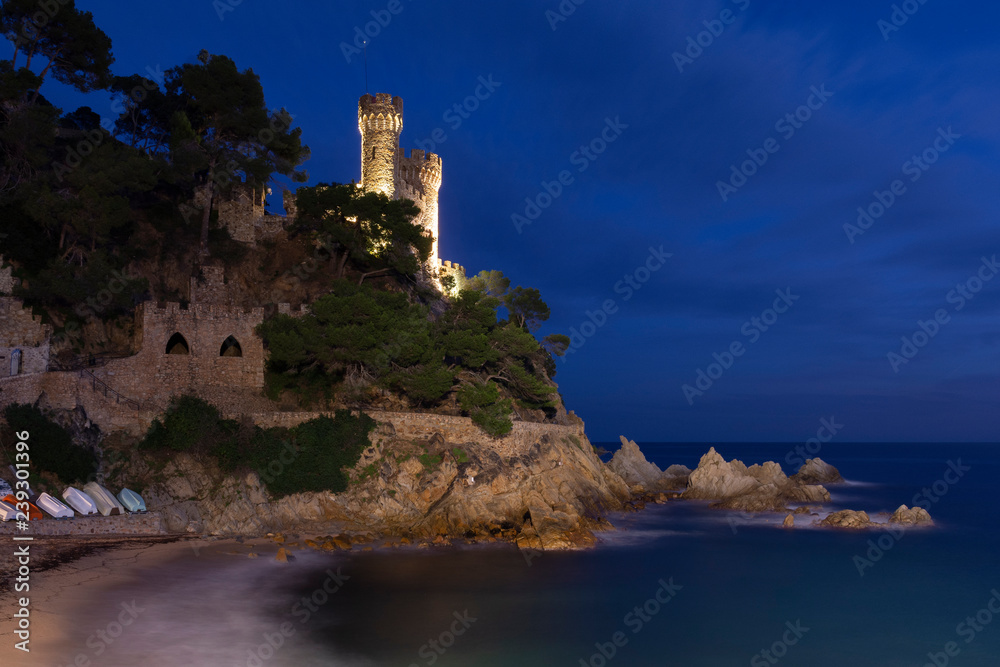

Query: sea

[21,443,1000,666]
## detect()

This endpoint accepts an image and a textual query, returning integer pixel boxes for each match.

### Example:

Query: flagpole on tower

[364,39,369,94]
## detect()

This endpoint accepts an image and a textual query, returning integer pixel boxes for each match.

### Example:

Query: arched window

[165,333,190,355]
[220,336,243,358]
[10,349,22,376]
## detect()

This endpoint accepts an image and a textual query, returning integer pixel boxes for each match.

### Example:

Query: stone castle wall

[247,410,585,460]
[0,259,15,295]
[94,301,265,408]
[0,297,52,378]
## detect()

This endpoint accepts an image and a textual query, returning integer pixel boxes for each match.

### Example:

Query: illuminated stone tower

[358,93,404,197]
[358,93,446,268]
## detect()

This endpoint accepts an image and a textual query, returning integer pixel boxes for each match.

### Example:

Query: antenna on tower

[363,39,369,94]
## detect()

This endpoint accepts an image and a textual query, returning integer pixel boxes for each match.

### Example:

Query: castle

[0,94,469,432]
[210,93,466,288]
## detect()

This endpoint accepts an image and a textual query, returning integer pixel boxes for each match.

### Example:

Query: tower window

[166,333,190,355]
[10,349,22,376]
[220,336,243,358]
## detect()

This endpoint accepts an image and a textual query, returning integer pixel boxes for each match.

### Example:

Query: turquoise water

[31,443,1000,666]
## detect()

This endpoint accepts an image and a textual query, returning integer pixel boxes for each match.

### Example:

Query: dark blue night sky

[38,1,1000,442]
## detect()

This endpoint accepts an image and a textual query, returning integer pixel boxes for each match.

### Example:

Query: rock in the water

[784,484,831,504]
[820,510,870,529]
[710,487,788,512]
[791,458,844,485]
[683,448,761,500]
[275,547,295,562]
[783,514,794,528]
[889,505,933,525]
[609,437,690,492]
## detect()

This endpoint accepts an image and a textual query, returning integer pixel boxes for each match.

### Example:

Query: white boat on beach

[84,482,125,516]
[36,492,75,519]
[117,488,147,513]
[0,500,18,522]
[62,487,100,516]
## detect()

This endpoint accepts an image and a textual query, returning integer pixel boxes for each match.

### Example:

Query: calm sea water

[27,443,1000,666]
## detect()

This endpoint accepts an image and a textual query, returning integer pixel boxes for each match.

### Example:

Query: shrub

[138,396,376,498]
[140,395,236,454]
[458,381,513,438]
[1,404,98,485]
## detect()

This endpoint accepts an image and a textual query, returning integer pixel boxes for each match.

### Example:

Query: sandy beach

[0,536,202,663]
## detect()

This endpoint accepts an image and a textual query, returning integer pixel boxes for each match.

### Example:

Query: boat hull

[2,494,42,521]
[37,492,75,519]
[0,500,18,522]
[84,482,125,516]
[62,487,100,516]
[117,488,147,513]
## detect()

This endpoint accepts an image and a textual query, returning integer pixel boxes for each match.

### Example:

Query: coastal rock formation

[126,430,630,551]
[684,447,831,513]
[889,505,934,526]
[820,510,871,529]
[790,458,844,485]
[684,448,762,500]
[609,436,690,492]
[783,514,795,528]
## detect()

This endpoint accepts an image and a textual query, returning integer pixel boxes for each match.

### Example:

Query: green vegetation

[418,453,443,470]
[257,273,563,434]
[1,403,98,485]
[0,8,571,437]
[451,447,469,463]
[458,381,513,437]
[139,396,375,496]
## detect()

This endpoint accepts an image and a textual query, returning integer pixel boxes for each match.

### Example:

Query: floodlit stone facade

[358,93,464,286]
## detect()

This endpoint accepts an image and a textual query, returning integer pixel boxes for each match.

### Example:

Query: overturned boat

[84,482,125,516]
[0,500,18,522]
[2,494,43,521]
[62,487,100,516]
[36,492,75,519]
[117,488,147,514]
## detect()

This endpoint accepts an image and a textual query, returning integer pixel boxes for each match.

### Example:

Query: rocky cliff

[116,427,631,551]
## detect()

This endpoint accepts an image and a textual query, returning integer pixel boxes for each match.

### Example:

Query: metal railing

[79,369,141,411]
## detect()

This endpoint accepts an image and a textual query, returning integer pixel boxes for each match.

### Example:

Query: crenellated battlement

[0,297,52,347]
[142,301,266,321]
[358,94,404,134]
[359,93,404,118]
